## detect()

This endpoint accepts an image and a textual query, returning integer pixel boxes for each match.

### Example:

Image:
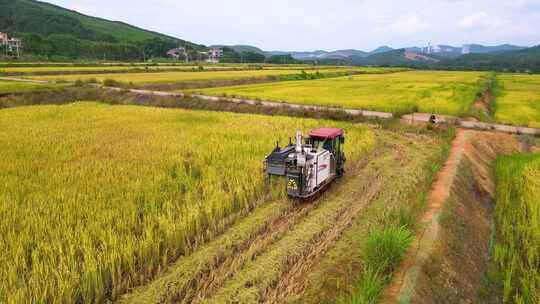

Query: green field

[0,81,57,94]
[190,71,486,115]
[0,102,374,303]
[26,68,363,85]
[495,74,540,128]
[492,153,540,303]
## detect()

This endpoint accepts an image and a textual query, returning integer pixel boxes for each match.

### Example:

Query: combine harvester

[265,128,346,199]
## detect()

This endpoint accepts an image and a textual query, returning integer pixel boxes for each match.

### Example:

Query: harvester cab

[264,128,346,199]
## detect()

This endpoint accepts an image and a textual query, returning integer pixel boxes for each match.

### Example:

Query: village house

[0,32,23,56]
[166,47,188,61]
[206,47,223,63]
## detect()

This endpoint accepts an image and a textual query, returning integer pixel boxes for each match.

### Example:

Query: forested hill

[437,46,540,72]
[0,0,204,60]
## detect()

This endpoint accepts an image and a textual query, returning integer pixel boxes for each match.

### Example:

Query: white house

[0,32,23,56]
[206,48,223,63]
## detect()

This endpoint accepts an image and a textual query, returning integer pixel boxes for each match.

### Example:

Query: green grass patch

[340,226,413,304]
[487,153,540,303]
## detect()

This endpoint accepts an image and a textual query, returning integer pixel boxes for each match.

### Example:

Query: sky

[46,0,540,51]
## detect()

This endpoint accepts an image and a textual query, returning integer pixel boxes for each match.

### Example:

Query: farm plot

[191,71,486,116]
[25,68,360,85]
[0,102,374,303]
[495,74,540,128]
[0,65,237,75]
[0,81,57,94]
[490,153,540,303]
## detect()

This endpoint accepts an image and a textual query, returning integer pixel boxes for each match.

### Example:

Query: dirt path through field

[0,77,49,84]
[381,129,469,303]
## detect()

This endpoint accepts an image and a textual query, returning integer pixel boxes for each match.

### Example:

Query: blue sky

[46,0,540,51]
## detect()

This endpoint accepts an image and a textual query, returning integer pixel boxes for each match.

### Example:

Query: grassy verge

[340,130,454,304]
[342,226,413,304]
[469,72,497,121]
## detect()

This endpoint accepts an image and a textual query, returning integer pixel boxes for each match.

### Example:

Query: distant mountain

[438,45,540,72]
[464,44,527,54]
[211,45,265,54]
[256,43,527,61]
[1,0,198,45]
[346,45,540,72]
[368,46,393,55]
[349,49,439,66]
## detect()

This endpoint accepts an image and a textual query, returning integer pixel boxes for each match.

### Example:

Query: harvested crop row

[122,139,382,304]
[198,131,445,304]
[286,130,446,304]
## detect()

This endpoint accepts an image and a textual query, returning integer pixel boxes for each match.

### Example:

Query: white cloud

[458,12,502,29]
[373,16,429,35]
[45,0,540,50]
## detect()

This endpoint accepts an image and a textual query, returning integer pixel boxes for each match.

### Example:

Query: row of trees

[9,33,301,63]
[16,33,198,61]
[219,48,298,64]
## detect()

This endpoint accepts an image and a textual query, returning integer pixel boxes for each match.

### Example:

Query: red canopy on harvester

[309,128,344,139]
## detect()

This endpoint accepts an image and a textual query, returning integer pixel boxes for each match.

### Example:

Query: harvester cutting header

[264,128,346,199]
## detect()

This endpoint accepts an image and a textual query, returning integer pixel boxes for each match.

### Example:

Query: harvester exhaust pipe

[295,130,306,167]
[295,130,302,154]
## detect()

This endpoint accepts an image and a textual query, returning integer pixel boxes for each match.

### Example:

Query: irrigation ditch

[381,130,520,303]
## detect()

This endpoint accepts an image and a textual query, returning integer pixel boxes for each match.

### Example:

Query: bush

[340,268,385,304]
[363,226,412,274]
[103,79,121,87]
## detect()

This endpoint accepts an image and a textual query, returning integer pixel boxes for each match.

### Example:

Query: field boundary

[0,77,50,84]
[2,78,540,134]
[381,129,469,303]
[108,86,540,134]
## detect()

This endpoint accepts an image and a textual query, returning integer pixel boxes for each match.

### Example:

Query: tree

[265,54,298,64]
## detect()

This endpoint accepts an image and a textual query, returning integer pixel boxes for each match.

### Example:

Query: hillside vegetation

[0,0,202,60]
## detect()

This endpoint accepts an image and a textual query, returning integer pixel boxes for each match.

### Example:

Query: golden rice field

[0,102,375,303]
[495,74,540,128]
[0,65,237,74]
[493,153,540,303]
[190,71,486,115]
[0,81,57,94]
[25,68,360,84]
